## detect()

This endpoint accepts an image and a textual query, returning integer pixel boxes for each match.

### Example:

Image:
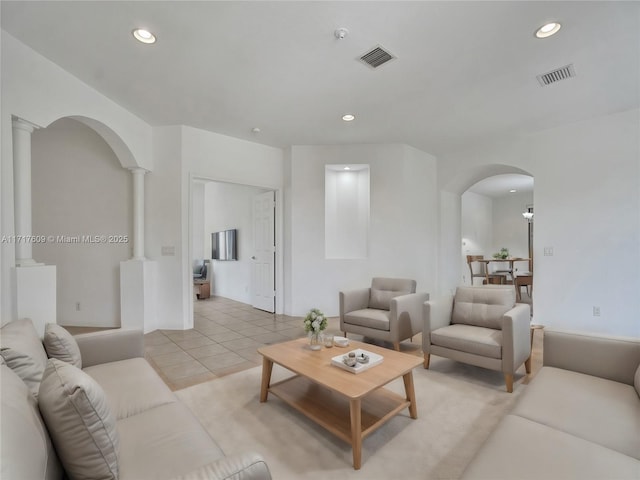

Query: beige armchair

[422,285,531,392]
[340,278,428,351]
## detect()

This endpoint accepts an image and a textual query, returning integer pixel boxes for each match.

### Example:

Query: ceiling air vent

[359,45,396,69]
[537,64,576,86]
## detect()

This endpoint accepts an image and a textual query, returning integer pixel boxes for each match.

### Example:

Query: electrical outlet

[593,306,601,316]
[544,247,554,256]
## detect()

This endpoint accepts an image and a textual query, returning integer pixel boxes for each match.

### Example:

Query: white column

[12,118,40,266]
[130,167,147,260]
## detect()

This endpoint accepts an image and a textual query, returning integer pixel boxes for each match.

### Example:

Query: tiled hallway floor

[144,296,336,390]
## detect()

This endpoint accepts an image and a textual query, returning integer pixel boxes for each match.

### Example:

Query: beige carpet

[175,356,529,480]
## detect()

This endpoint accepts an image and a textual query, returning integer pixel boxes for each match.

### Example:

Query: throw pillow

[0,318,48,397]
[43,323,82,369]
[38,358,119,480]
[369,289,410,310]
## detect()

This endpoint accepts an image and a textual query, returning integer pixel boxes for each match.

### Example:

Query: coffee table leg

[259,357,273,403]
[349,398,362,470]
[403,372,418,419]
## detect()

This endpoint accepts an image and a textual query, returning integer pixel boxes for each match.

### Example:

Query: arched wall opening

[31,117,134,327]
[439,164,534,305]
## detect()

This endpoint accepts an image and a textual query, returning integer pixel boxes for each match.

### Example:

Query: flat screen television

[212,229,238,261]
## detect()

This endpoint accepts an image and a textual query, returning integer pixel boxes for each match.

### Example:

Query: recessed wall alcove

[324,164,370,259]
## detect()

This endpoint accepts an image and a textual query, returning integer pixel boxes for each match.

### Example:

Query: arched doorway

[30,117,136,328]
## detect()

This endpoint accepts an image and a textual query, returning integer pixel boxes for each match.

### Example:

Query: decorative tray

[330,348,384,374]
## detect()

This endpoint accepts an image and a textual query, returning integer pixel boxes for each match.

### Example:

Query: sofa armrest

[544,329,640,385]
[170,452,271,480]
[339,288,370,326]
[500,304,531,373]
[75,329,144,367]
[390,292,429,337]
[422,296,454,351]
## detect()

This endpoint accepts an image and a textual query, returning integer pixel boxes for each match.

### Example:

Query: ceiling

[468,174,533,198]
[2,1,639,156]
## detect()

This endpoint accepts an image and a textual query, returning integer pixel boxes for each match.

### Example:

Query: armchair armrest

[544,329,640,385]
[339,288,370,316]
[391,292,429,338]
[170,452,271,480]
[75,329,144,368]
[422,296,454,351]
[500,304,531,373]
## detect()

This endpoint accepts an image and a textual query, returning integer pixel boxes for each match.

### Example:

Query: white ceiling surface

[1,2,639,156]
[468,174,533,198]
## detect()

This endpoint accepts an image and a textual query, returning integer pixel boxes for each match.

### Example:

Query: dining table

[476,258,531,284]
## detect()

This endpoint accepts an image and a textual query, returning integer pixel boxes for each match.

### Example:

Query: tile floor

[144,296,340,390]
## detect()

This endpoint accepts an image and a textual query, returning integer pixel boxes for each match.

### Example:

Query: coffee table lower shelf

[268,375,411,465]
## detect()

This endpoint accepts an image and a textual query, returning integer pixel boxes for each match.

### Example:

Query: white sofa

[461,329,640,479]
[1,318,271,480]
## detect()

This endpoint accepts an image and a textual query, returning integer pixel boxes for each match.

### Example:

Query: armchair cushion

[369,289,411,310]
[344,309,391,331]
[451,286,516,330]
[369,277,416,310]
[431,325,503,359]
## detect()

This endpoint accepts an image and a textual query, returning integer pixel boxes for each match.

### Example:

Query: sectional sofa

[0,318,271,480]
[461,329,640,479]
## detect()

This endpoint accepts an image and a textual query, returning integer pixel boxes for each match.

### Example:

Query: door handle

[251,256,256,260]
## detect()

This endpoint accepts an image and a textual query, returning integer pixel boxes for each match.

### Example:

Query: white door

[252,191,275,312]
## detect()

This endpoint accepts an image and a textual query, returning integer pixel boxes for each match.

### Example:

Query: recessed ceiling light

[342,114,355,122]
[132,28,156,44]
[344,166,351,170]
[535,22,561,39]
[509,189,517,193]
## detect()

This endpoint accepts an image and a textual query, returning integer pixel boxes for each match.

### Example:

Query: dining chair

[513,259,533,301]
[514,273,533,301]
[466,255,503,285]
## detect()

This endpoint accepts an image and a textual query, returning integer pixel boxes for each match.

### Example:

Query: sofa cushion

[512,366,640,460]
[461,414,640,480]
[431,324,502,359]
[0,318,48,397]
[1,364,63,480]
[118,402,225,480]
[344,309,391,331]
[84,357,177,420]
[451,286,515,330]
[43,323,82,369]
[38,358,119,480]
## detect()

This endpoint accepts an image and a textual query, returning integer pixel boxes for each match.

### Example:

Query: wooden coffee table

[258,337,422,469]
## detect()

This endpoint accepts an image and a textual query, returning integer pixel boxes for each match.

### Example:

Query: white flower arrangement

[303,308,327,334]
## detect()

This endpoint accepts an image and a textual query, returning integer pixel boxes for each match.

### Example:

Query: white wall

[191,181,205,264]
[440,109,640,336]
[287,144,438,316]
[146,126,185,329]
[203,182,268,304]
[1,31,152,325]
[492,191,533,260]
[31,118,132,327]
[461,191,493,284]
